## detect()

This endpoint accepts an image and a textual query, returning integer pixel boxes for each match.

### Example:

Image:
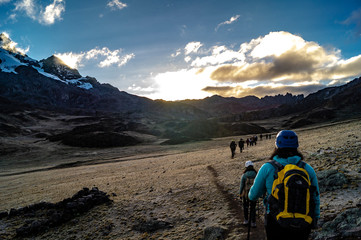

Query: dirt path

[207,165,266,239]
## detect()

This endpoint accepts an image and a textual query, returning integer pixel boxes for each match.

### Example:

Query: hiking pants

[243,197,256,223]
[265,214,311,240]
[231,148,236,158]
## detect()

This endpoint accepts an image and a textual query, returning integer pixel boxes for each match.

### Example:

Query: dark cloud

[202,86,233,95]
[210,62,273,82]
[210,46,333,83]
[270,50,318,76]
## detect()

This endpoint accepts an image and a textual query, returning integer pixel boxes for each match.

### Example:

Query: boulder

[313,207,361,239]
[317,169,348,192]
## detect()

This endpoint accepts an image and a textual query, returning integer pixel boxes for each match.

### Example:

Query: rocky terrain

[0,118,360,239]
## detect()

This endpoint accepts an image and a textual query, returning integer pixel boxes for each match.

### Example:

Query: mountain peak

[40,55,81,80]
[0,32,27,56]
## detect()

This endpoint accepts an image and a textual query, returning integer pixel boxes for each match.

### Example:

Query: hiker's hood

[273,155,301,166]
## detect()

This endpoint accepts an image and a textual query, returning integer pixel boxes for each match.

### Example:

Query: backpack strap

[296,160,306,169]
[268,160,284,178]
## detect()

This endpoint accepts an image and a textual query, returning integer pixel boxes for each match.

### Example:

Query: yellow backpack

[267,160,316,230]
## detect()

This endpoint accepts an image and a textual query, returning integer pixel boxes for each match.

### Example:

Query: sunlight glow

[55,52,83,69]
[147,68,214,101]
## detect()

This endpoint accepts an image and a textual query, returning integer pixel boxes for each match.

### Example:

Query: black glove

[311,218,318,229]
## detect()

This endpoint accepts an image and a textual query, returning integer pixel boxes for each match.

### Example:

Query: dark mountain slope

[180,93,304,117]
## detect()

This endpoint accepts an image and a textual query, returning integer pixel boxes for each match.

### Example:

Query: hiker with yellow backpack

[248,130,320,240]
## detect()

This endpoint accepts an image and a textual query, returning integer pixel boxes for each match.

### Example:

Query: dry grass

[0,118,360,239]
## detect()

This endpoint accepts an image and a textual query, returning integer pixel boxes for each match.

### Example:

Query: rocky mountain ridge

[1,33,361,146]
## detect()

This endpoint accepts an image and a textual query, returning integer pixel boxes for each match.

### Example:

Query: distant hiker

[260,134,263,141]
[246,138,250,147]
[249,137,254,146]
[254,135,258,145]
[248,130,320,240]
[238,138,245,153]
[239,161,258,228]
[230,140,237,158]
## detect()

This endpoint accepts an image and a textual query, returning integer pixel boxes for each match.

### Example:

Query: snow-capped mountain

[0,32,96,90]
[0,33,156,114]
[0,34,206,119]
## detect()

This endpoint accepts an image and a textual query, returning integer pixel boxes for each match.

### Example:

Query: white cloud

[40,0,65,25]
[184,41,203,55]
[215,14,240,31]
[107,0,127,11]
[145,31,361,100]
[118,53,135,67]
[55,47,135,69]
[14,0,65,25]
[191,45,245,67]
[171,48,181,58]
[0,0,11,4]
[14,0,36,18]
[210,31,347,83]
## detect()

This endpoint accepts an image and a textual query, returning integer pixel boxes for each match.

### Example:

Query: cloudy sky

[1,0,361,100]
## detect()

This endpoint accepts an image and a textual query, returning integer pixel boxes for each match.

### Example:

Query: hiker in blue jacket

[248,130,320,240]
[239,160,257,227]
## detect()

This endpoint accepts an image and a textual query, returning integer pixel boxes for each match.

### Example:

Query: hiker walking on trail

[239,161,257,228]
[230,140,237,158]
[248,130,320,240]
[238,138,245,153]
[249,137,254,146]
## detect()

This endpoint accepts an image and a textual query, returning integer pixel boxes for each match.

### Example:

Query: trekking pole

[247,204,251,240]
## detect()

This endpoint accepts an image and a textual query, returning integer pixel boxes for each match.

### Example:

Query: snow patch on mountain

[0,47,93,90]
[0,48,25,74]
[32,66,93,89]
[32,66,61,80]
[67,78,93,90]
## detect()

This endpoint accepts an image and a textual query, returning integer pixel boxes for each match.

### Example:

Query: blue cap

[275,130,299,148]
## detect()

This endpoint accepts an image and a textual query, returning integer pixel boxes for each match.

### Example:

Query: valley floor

[0,119,361,239]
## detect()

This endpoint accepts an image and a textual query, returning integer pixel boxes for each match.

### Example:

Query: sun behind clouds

[140,31,361,100]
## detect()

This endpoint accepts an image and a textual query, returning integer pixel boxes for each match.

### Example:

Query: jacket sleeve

[248,163,271,201]
[305,164,320,219]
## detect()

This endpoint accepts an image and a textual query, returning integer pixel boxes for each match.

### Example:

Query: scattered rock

[3,187,111,238]
[357,199,361,208]
[132,218,173,233]
[313,207,361,239]
[202,226,227,240]
[317,169,349,192]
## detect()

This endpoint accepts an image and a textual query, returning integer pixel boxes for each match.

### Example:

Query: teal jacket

[239,169,257,195]
[248,155,320,219]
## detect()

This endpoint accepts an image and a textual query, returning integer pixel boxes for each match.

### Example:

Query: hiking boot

[251,222,256,228]
[243,220,249,225]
